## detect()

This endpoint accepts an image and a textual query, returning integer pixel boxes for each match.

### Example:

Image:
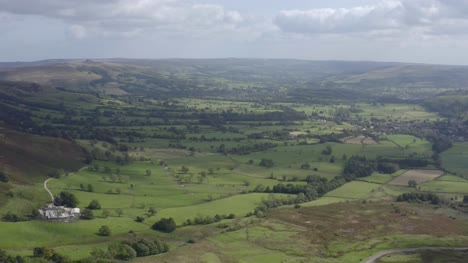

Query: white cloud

[274,0,468,36]
[0,0,255,39]
[67,24,88,39]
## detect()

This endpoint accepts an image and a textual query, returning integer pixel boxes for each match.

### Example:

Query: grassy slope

[0,130,86,214]
[134,201,468,263]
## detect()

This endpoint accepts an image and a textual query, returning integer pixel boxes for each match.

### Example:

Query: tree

[147,207,156,217]
[408,180,417,188]
[152,218,176,233]
[104,166,112,173]
[81,208,95,220]
[51,253,70,263]
[115,208,124,217]
[145,169,152,176]
[48,169,61,178]
[2,212,20,222]
[98,225,111,236]
[259,158,274,168]
[322,145,332,155]
[108,243,136,260]
[33,247,56,259]
[87,199,101,210]
[87,184,94,192]
[101,209,111,218]
[54,191,79,207]
[0,170,9,183]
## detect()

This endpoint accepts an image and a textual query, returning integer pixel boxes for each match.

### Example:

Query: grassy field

[302,197,351,207]
[387,170,444,186]
[359,170,407,184]
[419,181,468,194]
[356,103,439,122]
[324,181,382,199]
[441,143,468,177]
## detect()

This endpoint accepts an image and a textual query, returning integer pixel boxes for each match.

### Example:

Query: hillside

[1,59,468,103]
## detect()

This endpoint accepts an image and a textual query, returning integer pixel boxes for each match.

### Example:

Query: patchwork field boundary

[387,169,445,186]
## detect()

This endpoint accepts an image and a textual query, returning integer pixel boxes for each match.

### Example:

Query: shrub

[108,243,136,260]
[98,225,111,236]
[152,218,176,233]
[81,209,95,220]
[408,180,417,188]
[87,199,101,210]
[2,212,20,222]
[33,247,56,259]
[259,158,274,168]
[54,191,79,208]
[396,192,441,205]
[0,170,9,183]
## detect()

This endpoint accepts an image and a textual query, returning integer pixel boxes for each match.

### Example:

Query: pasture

[324,181,381,199]
[359,170,407,184]
[302,197,351,207]
[356,103,439,122]
[441,143,468,177]
[387,170,444,186]
[341,136,377,145]
[419,181,468,194]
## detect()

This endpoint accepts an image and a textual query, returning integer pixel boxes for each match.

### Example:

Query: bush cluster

[183,213,235,226]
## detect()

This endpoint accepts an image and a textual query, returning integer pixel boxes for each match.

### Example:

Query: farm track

[43,166,88,202]
[43,178,55,202]
[364,247,468,263]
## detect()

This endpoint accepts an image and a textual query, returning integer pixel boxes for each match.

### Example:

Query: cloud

[0,0,253,39]
[274,0,468,36]
[67,24,88,39]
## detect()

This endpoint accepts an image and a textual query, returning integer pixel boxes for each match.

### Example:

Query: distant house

[38,204,80,222]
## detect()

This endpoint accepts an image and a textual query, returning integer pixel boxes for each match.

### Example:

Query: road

[364,247,468,263]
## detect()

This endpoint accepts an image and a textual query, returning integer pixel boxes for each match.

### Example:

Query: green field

[441,143,468,178]
[356,103,439,122]
[419,181,468,194]
[324,181,382,199]
[302,197,351,207]
[359,170,407,184]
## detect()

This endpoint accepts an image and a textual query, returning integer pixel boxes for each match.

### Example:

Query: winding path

[43,166,88,202]
[43,178,55,202]
[364,247,468,263]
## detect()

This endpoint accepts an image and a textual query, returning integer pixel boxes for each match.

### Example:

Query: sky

[1,0,468,64]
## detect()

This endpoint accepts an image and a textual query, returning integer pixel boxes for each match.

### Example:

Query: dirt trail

[364,247,468,263]
[43,166,88,202]
[43,178,55,201]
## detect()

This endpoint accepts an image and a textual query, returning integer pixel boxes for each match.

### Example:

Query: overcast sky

[1,0,468,64]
